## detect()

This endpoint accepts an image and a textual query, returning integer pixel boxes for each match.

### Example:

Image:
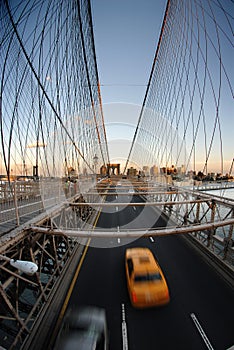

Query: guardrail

[0,176,110,235]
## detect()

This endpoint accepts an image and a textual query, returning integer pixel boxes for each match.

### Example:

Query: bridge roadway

[40,189,234,350]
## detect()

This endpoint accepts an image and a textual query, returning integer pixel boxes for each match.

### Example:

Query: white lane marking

[122,303,128,350]
[133,206,136,211]
[116,206,118,211]
[149,236,154,242]
[190,313,214,350]
[117,227,120,243]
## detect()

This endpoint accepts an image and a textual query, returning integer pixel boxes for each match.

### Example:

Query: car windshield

[134,273,162,282]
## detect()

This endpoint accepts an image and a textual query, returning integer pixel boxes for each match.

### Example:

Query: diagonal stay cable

[4,0,94,173]
[123,0,171,175]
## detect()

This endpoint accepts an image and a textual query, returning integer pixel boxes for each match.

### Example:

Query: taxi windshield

[134,273,162,282]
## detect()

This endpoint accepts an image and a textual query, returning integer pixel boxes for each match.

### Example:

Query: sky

[91,0,166,105]
[90,1,234,174]
[1,0,167,177]
[90,0,166,166]
[1,1,232,176]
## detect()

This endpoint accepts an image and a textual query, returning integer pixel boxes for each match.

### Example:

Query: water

[205,188,234,201]
[204,188,234,241]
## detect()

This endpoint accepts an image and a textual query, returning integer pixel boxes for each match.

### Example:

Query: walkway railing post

[194,198,201,237]
[223,208,234,261]
[13,180,20,226]
[207,199,216,247]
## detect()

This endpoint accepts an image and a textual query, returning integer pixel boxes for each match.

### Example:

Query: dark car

[54,306,108,350]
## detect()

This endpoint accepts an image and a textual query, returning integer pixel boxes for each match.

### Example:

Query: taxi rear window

[134,273,162,282]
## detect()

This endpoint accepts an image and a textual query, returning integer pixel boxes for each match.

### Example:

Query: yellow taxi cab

[125,247,170,308]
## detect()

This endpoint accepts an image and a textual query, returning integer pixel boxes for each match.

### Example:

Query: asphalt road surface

[66,193,234,350]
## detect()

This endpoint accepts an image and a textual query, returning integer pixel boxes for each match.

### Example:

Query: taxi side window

[127,258,133,277]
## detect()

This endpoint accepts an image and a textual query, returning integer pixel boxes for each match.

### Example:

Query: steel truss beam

[30,217,234,237]
[0,225,79,350]
[69,198,212,206]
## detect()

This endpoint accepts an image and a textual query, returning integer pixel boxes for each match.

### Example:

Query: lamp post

[0,254,38,275]
[93,154,98,174]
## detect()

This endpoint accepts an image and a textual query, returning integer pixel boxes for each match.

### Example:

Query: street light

[93,154,98,174]
[0,254,38,275]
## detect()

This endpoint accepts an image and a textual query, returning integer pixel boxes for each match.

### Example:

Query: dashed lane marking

[122,303,128,350]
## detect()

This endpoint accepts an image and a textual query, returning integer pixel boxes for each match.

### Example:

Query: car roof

[126,247,160,273]
[66,306,106,333]
[126,247,154,261]
[54,306,107,350]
